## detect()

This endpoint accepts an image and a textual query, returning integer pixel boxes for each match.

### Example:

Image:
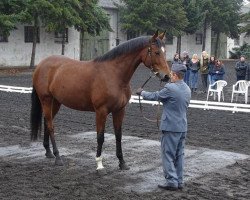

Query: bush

[229,43,250,59]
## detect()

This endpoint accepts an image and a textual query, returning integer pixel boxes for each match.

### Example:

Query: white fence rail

[0,85,32,93]
[130,95,250,113]
[1,85,250,113]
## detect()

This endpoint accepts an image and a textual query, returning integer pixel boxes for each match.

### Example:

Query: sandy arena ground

[0,60,249,199]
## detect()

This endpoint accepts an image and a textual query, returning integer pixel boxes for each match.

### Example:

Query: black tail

[30,87,42,141]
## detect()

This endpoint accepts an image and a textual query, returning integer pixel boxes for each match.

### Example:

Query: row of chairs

[206,80,250,104]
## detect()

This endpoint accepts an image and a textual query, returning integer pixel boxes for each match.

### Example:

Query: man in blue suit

[136,63,191,191]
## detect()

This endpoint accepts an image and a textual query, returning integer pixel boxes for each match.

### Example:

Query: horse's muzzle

[161,75,170,82]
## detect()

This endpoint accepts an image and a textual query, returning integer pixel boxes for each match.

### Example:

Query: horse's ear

[151,30,159,42]
[158,30,166,40]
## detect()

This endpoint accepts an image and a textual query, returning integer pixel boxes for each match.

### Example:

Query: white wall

[0,24,80,67]
[106,8,126,50]
[166,27,212,60]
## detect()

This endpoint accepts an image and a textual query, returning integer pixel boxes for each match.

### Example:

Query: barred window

[24,26,40,43]
[0,31,8,42]
[196,33,202,45]
[54,28,68,43]
[165,35,173,45]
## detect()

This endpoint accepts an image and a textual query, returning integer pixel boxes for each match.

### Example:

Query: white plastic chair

[231,80,249,104]
[207,80,227,102]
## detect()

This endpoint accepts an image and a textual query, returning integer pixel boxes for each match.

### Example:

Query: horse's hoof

[96,168,107,176]
[55,157,64,166]
[45,152,55,158]
[119,163,130,170]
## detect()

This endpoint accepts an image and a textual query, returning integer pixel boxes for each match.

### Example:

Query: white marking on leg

[96,156,104,170]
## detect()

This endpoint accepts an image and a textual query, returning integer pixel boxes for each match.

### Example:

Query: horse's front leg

[112,108,130,170]
[95,109,108,172]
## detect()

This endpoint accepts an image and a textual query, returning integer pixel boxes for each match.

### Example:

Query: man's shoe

[178,184,184,190]
[158,184,178,191]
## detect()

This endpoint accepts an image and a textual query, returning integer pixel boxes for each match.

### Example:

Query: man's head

[240,55,246,62]
[171,64,187,82]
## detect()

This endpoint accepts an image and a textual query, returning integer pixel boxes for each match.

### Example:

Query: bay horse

[30,30,170,171]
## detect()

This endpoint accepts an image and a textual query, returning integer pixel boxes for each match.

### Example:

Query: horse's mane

[94,36,163,62]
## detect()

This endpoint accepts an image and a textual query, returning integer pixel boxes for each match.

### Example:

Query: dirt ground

[0,60,249,200]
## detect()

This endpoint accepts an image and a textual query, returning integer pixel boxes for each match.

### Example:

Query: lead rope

[138,72,162,128]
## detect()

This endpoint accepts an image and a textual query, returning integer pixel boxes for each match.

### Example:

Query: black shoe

[158,184,178,191]
[178,184,184,190]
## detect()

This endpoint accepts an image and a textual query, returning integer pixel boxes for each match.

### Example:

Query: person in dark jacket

[211,59,225,83]
[182,51,191,86]
[235,55,248,81]
[200,51,209,93]
[208,56,216,85]
[172,53,182,66]
[245,62,250,81]
[189,54,200,93]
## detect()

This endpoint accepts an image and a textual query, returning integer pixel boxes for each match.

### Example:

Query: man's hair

[173,71,185,79]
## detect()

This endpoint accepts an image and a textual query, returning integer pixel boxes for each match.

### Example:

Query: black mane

[94,36,158,62]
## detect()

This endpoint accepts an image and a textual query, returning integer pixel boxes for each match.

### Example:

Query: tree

[156,0,188,54]
[197,0,214,51]
[75,0,112,60]
[210,0,243,57]
[45,0,82,56]
[182,0,204,51]
[119,0,188,54]
[0,0,26,37]
[240,10,250,36]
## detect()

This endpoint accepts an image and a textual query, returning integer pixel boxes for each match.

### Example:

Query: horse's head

[142,30,171,82]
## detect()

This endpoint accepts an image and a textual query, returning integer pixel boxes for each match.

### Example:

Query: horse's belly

[54,92,94,111]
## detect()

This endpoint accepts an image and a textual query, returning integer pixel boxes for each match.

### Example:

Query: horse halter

[144,42,160,77]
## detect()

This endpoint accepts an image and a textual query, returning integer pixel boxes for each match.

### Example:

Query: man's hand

[136,88,143,95]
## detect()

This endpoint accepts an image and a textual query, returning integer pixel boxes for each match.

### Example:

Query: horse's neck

[109,54,142,85]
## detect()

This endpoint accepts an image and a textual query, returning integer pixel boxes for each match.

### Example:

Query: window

[55,28,68,43]
[195,33,202,45]
[165,35,173,45]
[0,31,8,42]
[24,26,40,43]
[127,31,137,40]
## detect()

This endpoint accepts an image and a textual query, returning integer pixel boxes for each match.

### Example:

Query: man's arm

[141,86,170,101]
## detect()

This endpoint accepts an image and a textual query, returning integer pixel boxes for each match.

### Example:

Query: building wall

[166,27,212,60]
[0,24,80,67]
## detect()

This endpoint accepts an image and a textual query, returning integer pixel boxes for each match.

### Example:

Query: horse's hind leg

[42,96,63,165]
[43,99,61,159]
[112,108,130,170]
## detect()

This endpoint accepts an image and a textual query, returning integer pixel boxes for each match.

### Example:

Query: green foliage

[210,0,243,38]
[0,0,26,36]
[119,0,188,37]
[183,0,203,34]
[229,43,250,59]
[75,0,112,35]
[240,11,250,36]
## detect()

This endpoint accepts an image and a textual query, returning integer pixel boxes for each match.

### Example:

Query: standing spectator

[200,51,209,93]
[235,55,248,81]
[189,54,200,93]
[172,53,182,65]
[208,56,216,85]
[211,59,225,83]
[182,51,191,86]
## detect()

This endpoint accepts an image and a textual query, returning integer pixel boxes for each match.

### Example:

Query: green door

[80,30,109,61]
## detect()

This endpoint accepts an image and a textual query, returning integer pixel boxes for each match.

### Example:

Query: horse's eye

[155,51,160,56]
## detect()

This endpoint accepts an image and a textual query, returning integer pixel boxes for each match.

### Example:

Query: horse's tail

[30,87,42,141]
